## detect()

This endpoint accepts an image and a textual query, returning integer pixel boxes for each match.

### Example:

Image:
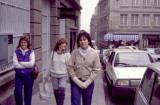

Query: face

[59,43,67,51]
[79,36,89,50]
[20,40,28,50]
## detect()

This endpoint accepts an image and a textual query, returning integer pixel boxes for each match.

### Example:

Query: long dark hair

[77,30,93,48]
[17,35,32,50]
[53,38,68,52]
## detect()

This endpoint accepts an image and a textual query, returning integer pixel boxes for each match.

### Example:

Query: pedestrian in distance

[43,38,70,105]
[13,35,35,105]
[67,30,101,105]
[73,42,78,49]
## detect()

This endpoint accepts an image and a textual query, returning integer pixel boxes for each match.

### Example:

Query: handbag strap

[51,51,54,61]
[34,64,38,71]
[50,51,54,67]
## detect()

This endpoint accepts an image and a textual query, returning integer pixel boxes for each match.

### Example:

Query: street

[32,67,134,105]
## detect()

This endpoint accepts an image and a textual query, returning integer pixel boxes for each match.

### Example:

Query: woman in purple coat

[13,36,35,105]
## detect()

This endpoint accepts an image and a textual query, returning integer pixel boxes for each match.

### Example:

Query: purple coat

[14,49,33,76]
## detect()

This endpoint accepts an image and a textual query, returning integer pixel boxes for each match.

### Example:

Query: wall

[0,0,30,104]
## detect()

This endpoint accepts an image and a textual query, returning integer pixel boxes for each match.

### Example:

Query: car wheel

[106,76,113,95]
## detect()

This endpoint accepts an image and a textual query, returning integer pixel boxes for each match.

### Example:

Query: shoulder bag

[32,64,39,80]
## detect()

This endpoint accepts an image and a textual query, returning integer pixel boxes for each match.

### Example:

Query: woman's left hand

[83,78,93,89]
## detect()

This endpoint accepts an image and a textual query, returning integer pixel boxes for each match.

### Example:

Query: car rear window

[114,52,153,67]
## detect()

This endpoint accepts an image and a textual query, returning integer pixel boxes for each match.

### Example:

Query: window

[100,4,107,15]
[154,0,160,7]
[120,0,128,6]
[100,18,107,26]
[131,14,139,26]
[141,69,155,103]
[120,14,128,25]
[142,14,150,26]
[150,74,160,105]
[0,35,13,74]
[154,15,160,26]
[143,0,150,6]
[132,0,139,6]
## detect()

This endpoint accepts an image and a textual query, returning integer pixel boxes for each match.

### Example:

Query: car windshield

[114,52,154,67]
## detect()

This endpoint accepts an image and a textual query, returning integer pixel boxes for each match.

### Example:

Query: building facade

[90,5,98,43]
[91,0,160,50]
[0,0,81,104]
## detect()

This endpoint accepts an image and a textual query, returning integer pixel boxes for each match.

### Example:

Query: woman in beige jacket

[67,30,101,105]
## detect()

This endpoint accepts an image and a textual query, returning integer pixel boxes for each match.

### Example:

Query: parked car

[134,62,160,105]
[101,49,110,69]
[103,48,127,69]
[118,46,139,50]
[143,48,160,62]
[105,49,154,101]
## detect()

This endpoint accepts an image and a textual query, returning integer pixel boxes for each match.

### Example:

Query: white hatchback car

[143,48,160,62]
[105,49,154,101]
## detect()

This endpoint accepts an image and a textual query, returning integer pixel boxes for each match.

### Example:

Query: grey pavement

[32,70,106,105]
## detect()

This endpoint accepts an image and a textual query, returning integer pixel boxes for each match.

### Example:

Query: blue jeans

[14,73,34,105]
[70,80,94,105]
[51,76,67,90]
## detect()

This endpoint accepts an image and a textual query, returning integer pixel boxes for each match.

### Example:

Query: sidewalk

[32,70,106,105]
[31,80,71,105]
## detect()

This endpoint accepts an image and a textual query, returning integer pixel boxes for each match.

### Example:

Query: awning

[104,33,114,41]
[113,34,139,41]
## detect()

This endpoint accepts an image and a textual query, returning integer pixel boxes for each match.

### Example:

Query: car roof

[143,48,155,49]
[118,46,138,50]
[112,48,146,53]
[102,49,109,53]
[102,49,109,51]
[148,62,160,74]
[119,45,137,47]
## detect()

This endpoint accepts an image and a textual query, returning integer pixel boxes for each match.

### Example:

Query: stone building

[91,0,160,50]
[0,0,81,104]
[90,5,98,42]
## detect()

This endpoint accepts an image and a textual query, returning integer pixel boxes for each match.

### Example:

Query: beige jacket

[67,48,101,81]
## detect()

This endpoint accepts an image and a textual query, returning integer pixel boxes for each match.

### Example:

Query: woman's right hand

[72,77,86,89]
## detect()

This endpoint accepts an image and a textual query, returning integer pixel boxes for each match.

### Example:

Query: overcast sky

[80,0,99,33]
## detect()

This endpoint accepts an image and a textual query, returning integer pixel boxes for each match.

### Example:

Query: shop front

[143,35,160,48]
[104,33,139,48]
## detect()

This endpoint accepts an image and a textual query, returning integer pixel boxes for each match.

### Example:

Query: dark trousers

[70,80,94,105]
[14,73,34,105]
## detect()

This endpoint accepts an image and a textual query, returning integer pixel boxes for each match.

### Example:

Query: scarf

[78,46,91,62]
[20,47,29,56]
